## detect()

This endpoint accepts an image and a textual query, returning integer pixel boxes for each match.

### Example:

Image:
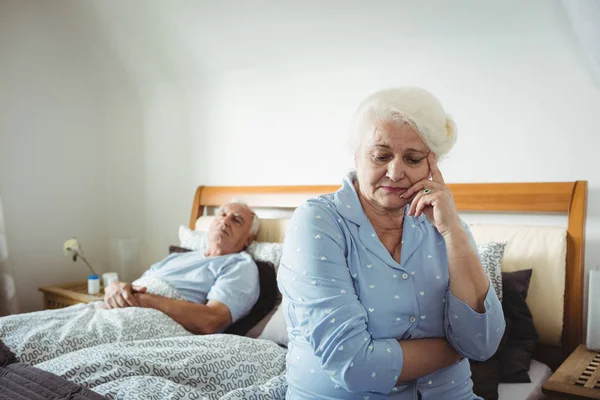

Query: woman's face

[355,121,431,212]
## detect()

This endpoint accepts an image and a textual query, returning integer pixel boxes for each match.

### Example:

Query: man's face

[207,203,255,254]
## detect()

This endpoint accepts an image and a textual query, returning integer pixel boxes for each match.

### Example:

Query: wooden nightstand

[543,344,600,399]
[39,281,104,309]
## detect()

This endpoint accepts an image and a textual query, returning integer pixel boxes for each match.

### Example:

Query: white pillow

[477,241,506,302]
[178,225,206,250]
[257,305,289,347]
[246,241,283,270]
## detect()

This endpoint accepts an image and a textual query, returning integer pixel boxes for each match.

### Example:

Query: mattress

[498,360,552,400]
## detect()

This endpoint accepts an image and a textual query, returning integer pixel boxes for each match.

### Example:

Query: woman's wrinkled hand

[403,153,462,236]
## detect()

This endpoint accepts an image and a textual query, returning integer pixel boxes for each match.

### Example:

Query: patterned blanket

[0,277,192,365]
[36,335,288,400]
[0,340,108,400]
[0,277,289,399]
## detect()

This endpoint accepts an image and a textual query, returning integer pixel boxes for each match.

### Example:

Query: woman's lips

[381,186,408,194]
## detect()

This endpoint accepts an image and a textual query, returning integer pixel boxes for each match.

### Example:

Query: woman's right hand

[103,281,147,309]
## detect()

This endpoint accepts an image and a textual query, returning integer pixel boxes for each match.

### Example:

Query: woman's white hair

[226,198,261,237]
[351,87,457,158]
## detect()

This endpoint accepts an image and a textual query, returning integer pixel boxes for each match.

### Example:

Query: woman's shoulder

[289,196,345,234]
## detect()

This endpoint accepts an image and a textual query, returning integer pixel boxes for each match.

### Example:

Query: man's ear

[244,234,255,248]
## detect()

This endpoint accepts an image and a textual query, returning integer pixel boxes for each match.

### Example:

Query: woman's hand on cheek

[405,153,462,235]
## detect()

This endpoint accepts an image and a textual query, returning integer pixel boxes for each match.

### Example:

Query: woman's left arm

[442,224,505,360]
[404,153,505,360]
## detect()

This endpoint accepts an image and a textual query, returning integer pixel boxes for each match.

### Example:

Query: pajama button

[409,316,416,323]
[402,273,409,280]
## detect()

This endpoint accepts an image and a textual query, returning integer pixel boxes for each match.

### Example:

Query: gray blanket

[37,335,288,400]
[0,276,192,365]
[0,278,288,399]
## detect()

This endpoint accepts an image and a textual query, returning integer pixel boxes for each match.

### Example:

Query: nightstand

[39,281,104,309]
[543,344,600,399]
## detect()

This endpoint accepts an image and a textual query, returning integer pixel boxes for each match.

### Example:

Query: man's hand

[104,281,147,309]
[133,292,154,308]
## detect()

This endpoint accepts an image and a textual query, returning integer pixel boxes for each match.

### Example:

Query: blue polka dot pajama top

[278,172,505,400]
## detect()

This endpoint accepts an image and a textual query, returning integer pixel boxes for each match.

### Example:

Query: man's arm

[135,293,232,335]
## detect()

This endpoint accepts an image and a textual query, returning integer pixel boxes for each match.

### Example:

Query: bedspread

[0,277,191,365]
[37,334,288,400]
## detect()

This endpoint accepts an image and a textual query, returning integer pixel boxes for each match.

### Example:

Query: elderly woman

[278,87,505,399]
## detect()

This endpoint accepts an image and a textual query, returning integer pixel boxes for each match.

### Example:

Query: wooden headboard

[189,181,588,357]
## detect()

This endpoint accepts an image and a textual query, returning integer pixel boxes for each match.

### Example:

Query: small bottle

[88,275,100,295]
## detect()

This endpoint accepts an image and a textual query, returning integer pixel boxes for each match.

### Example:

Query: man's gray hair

[227,198,261,237]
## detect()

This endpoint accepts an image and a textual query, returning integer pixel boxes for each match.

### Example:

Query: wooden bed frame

[189,181,588,360]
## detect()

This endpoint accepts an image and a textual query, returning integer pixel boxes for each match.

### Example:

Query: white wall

[0,2,110,311]
[197,0,600,293]
[195,0,600,322]
[1,0,599,317]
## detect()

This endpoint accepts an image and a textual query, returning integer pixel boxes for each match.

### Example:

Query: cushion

[168,245,192,254]
[498,269,538,383]
[470,342,504,400]
[167,246,278,336]
[470,269,538,398]
[257,305,289,346]
[245,305,280,339]
[179,225,207,250]
[477,242,506,301]
[468,224,566,346]
[224,260,278,336]
[246,241,284,270]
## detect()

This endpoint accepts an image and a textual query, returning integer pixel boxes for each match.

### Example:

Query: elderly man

[0,201,261,365]
[104,201,260,335]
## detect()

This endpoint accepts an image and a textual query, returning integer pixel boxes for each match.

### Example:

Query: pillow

[469,349,503,400]
[477,242,506,301]
[169,245,193,254]
[179,225,206,250]
[246,305,280,339]
[502,269,533,299]
[246,241,284,270]
[257,305,289,346]
[498,269,538,383]
[470,269,538,398]
[167,246,279,336]
[224,260,278,336]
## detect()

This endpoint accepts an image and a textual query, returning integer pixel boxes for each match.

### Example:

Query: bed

[0,180,588,400]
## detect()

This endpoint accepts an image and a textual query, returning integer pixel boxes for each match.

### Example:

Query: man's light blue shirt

[143,250,259,323]
[278,172,505,399]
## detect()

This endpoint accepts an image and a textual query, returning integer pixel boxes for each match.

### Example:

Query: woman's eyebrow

[406,148,428,154]
[372,144,392,150]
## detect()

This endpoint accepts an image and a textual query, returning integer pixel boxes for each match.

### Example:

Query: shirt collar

[333,170,428,228]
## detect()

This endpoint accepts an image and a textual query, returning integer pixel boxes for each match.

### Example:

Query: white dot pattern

[279,176,506,398]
